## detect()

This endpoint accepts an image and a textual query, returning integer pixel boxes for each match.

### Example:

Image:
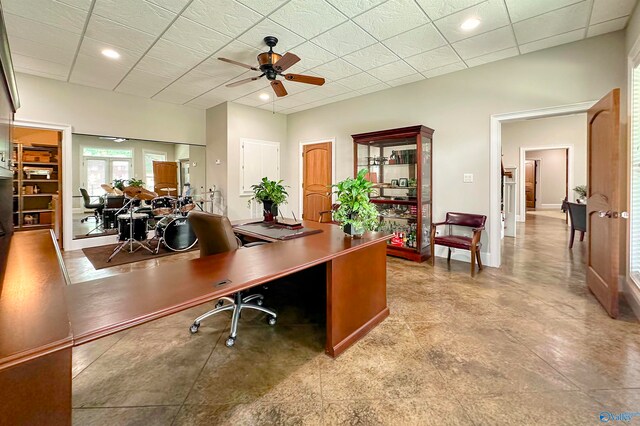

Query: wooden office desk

[1,222,389,425]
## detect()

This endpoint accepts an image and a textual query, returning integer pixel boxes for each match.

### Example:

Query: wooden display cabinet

[352,125,433,262]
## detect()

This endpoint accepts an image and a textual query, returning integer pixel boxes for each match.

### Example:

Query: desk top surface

[0,231,72,370]
[234,221,322,241]
[66,221,388,345]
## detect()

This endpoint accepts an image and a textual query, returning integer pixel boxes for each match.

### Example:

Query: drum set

[99,184,199,263]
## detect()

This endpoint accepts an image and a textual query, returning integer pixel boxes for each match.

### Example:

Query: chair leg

[447,248,452,262]
[470,249,476,275]
[569,229,575,249]
[476,249,483,270]
[580,231,585,242]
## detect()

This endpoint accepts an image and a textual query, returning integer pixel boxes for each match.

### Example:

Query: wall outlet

[463,173,473,183]
[215,159,221,165]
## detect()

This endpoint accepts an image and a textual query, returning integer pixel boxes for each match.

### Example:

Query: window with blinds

[631,65,640,283]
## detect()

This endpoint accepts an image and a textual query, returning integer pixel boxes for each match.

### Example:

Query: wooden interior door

[587,88,622,318]
[525,160,536,209]
[302,142,332,221]
[153,161,178,196]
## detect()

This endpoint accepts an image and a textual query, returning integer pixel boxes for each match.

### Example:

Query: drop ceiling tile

[519,29,584,53]
[336,72,383,90]
[136,55,191,80]
[316,81,351,97]
[354,0,429,40]
[3,0,87,34]
[70,54,131,90]
[4,13,82,51]
[186,91,227,109]
[163,17,232,55]
[433,0,510,43]
[382,24,447,58]
[465,46,519,67]
[166,70,224,96]
[342,43,399,69]
[272,94,309,108]
[85,15,157,54]
[153,88,196,104]
[194,59,249,87]
[513,2,589,44]
[205,77,271,99]
[310,58,362,81]
[8,35,76,66]
[270,0,348,39]
[235,91,272,107]
[11,53,70,79]
[236,0,289,15]
[57,0,92,11]
[452,26,516,60]
[587,16,629,37]
[93,0,175,37]
[257,103,288,113]
[414,0,485,20]
[311,20,377,56]
[421,61,467,78]
[115,70,174,97]
[504,0,581,23]
[285,41,337,72]
[147,39,210,70]
[13,66,68,81]
[146,0,191,13]
[239,19,306,52]
[405,45,459,72]
[367,60,415,80]
[325,0,387,18]
[208,41,262,71]
[290,87,329,103]
[387,73,424,87]
[79,37,142,69]
[357,82,390,94]
[590,0,636,25]
[184,0,265,37]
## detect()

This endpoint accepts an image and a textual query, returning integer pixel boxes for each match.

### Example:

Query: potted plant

[248,177,288,221]
[333,169,379,238]
[112,178,126,191]
[573,185,587,203]
[127,178,145,187]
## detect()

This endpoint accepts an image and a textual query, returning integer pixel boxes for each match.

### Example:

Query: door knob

[598,210,612,218]
[598,210,629,219]
[621,211,629,219]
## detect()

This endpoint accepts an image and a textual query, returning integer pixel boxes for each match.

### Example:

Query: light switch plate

[463,173,473,183]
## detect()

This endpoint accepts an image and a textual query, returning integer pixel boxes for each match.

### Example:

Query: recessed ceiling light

[259,93,270,101]
[460,18,481,31]
[101,49,120,59]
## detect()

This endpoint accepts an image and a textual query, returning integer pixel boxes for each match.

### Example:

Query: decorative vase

[343,223,364,238]
[262,200,278,222]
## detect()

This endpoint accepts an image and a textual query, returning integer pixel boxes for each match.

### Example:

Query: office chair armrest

[431,221,448,228]
[243,241,268,248]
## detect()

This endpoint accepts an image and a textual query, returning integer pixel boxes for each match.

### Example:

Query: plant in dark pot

[248,177,288,222]
[112,178,126,191]
[127,178,145,188]
[333,169,379,238]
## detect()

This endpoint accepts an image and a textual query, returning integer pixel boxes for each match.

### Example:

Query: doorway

[524,160,537,209]
[521,147,570,219]
[300,141,333,222]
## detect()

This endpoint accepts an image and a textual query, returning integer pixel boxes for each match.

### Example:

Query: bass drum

[155,216,197,252]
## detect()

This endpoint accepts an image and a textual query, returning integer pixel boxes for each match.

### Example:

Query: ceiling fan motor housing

[258,36,281,80]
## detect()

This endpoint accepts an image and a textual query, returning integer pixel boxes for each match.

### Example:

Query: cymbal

[101,183,115,193]
[123,186,157,201]
[113,188,123,196]
[159,187,177,192]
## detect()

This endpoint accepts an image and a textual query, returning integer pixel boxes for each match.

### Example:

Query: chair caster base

[189,323,200,334]
[225,337,236,347]
[215,300,224,308]
[267,316,276,326]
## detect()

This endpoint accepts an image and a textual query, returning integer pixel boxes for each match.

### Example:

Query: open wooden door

[302,142,332,221]
[587,88,623,318]
[153,161,178,196]
[525,160,536,209]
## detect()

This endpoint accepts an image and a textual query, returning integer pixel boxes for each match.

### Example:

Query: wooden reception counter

[1,222,389,425]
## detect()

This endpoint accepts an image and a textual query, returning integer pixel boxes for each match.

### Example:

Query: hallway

[70,214,640,425]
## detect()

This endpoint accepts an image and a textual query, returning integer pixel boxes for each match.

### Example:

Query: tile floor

[65,214,640,425]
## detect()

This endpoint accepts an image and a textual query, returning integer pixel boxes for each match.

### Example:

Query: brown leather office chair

[187,211,277,347]
[430,212,487,275]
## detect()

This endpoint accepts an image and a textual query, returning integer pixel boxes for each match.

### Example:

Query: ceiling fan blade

[284,74,325,86]
[273,52,300,72]
[225,75,264,88]
[218,57,259,71]
[271,80,288,97]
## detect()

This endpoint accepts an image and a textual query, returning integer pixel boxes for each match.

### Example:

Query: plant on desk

[127,178,145,187]
[248,177,288,222]
[112,178,126,191]
[333,169,378,238]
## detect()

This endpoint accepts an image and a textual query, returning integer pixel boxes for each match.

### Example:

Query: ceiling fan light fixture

[101,48,120,59]
[259,93,270,101]
[460,17,481,31]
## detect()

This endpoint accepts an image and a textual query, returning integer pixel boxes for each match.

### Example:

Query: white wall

[15,73,206,146]
[205,103,227,202]
[525,149,567,208]
[285,32,626,264]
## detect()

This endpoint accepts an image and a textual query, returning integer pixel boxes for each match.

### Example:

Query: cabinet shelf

[22,209,54,213]
[370,198,417,205]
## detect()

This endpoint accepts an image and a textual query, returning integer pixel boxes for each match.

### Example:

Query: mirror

[72,134,206,240]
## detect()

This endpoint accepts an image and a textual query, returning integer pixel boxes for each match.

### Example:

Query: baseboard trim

[327,307,389,358]
[623,277,640,321]
[433,246,493,267]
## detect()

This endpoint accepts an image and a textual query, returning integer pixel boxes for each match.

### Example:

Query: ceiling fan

[219,36,325,98]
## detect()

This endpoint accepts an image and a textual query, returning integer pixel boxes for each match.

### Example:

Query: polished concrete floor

[66,214,640,425]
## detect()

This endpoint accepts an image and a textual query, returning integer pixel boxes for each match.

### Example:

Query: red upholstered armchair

[430,212,487,275]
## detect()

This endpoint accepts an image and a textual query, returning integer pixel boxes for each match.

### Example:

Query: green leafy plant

[112,179,126,190]
[127,178,145,187]
[248,177,289,206]
[333,169,379,235]
[573,185,587,199]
